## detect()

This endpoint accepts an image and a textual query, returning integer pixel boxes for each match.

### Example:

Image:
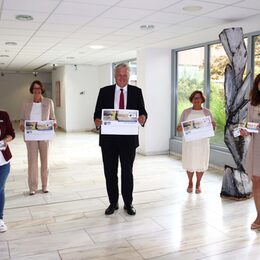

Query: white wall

[137,48,172,155]
[0,72,51,121]
[52,64,105,132]
[52,66,66,129]
[98,64,112,87]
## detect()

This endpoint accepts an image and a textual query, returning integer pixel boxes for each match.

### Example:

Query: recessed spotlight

[0,55,9,58]
[15,14,34,21]
[182,5,202,12]
[5,42,17,46]
[140,25,155,30]
[89,45,105,49]
[66,57,75,59]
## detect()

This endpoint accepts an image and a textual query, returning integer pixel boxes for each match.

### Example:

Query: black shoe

[124,205,136,215]
[105,203,119,215]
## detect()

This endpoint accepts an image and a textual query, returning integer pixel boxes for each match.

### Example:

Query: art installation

[219,27,252,199]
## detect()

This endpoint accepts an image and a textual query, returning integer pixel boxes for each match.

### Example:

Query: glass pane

[254,35,260,78]
[128,60,137,86]
[176,47,205,135]
[209,43,228,146]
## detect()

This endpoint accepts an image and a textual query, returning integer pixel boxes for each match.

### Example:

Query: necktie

[119,89,124,109]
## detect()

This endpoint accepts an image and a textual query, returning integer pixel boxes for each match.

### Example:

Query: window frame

[171,30,260,151]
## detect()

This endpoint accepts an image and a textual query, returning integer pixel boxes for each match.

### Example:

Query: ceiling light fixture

[182,5,202,12]
[15,14,34,21]
[89,45,105,49]
[140,25,155,30]
[0,55,9,58]
[33,71,38,77]
[5,42,17,46]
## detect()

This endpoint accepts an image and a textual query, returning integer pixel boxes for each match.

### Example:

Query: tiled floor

[1,128,259,259]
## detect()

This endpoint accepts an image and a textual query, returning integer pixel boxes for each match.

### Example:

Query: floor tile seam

[196,241,258,259]
[125,237,146,260]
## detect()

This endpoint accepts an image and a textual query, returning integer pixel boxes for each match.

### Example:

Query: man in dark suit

[94,63,147,215]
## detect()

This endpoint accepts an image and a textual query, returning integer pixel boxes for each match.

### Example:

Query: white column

[137,48,172,155]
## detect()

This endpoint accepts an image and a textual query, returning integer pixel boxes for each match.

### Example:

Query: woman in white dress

[177,90,216,193]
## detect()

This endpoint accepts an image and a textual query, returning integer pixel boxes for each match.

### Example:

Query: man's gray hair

[115,63,130,73]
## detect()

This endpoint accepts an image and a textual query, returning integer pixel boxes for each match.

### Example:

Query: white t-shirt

[30,102,42,121]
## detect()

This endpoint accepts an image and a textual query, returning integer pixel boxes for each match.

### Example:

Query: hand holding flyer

[0,140,6,151]
[246,122,259,133]
[181,116,215,142]
[233,122,259,137]
[101,109,139,135]
[24,120,55,141]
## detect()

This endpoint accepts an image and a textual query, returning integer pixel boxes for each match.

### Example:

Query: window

[209,43,228,146]
[173,31,260,155]
[176,47,205,126]
[254,35,260,77]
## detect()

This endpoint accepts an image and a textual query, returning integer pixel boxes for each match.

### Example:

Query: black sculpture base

[220,165,252,200]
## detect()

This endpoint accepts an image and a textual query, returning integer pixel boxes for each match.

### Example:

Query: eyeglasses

[33,87,41,90]
[193,96,202,100]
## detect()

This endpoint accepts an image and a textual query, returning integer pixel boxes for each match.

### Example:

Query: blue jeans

[0,163,10,219]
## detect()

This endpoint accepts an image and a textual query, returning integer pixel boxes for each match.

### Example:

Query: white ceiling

[0,0,260,72]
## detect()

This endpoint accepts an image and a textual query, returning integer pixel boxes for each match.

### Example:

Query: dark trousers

[101,142,136,207]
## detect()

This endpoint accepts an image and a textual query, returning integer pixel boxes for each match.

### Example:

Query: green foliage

[210,82,226,129]
[209,82,226,145]
[177,75,226,145]
[177,69,204,122]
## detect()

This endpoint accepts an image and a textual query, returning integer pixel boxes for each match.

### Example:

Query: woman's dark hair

[29,80,45,94]
[189,90,206,103]
[250,74,260,106]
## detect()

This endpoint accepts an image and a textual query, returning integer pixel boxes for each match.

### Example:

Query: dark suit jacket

[0,111,15,161]
[94,84,147,148]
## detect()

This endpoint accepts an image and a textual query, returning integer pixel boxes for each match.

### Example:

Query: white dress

[182,110,210,172]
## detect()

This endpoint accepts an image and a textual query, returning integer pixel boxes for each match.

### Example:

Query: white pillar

[137,48,172,155]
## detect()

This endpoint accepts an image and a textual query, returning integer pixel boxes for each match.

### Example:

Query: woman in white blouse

[177,90,216,194]
[20,80,57,195]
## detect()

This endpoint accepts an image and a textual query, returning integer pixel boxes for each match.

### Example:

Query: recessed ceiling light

[182,5,202,12]
[0,55,9,58]
[66,57,75,59]
[140,25,155,30]
[89,45,105,49]
[5,42,17,46]
[15,14,34,21]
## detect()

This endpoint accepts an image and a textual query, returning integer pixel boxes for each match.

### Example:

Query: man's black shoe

[105,204,119,215]
[124,205,136,215]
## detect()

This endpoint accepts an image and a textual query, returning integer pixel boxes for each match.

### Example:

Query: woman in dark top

[0,110,15,232]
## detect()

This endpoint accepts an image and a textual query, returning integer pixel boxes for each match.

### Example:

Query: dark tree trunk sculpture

[219,27,252,199]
